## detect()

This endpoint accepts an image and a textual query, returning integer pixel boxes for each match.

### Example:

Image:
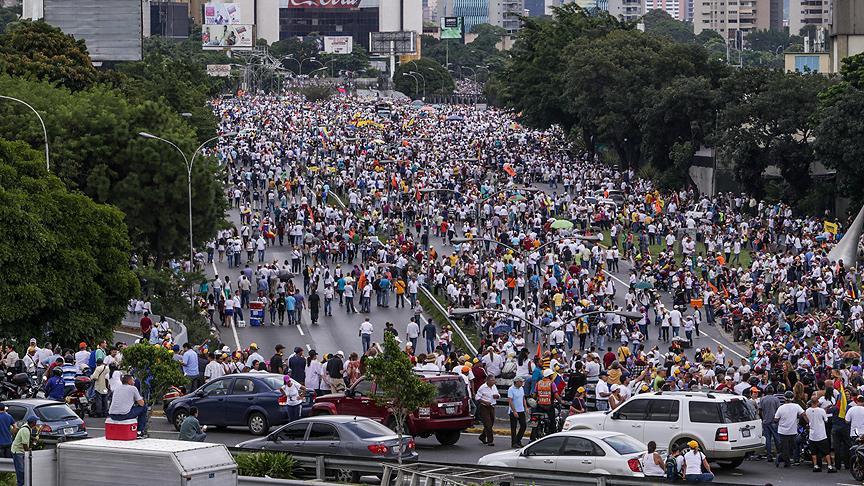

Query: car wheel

[672,438,698,454]
[172,409,188,432]
[434,430,461,446]
[248,412,269,436]
[715,458,744,469]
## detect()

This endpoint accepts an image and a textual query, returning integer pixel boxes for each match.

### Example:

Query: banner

[824,221,839,235]
[280,0,361,7]
[204,3,242,25]
[440,17,463,39]
[206,64,232,77]
[323,36,353,54]
[203,24,253,49]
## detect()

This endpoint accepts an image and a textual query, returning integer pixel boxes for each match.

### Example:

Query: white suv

[563,391,763,468]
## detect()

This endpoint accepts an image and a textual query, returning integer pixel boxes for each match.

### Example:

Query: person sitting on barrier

[108,374,148,437]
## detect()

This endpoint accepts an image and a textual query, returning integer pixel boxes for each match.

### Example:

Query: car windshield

[344,420,394,439]
[722,399,757,423]
[259,377,282,391]
[433,379,467,401]
[602,435,646,455]
[36,404,78,421]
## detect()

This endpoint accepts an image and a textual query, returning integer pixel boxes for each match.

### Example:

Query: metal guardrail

[0,457,12,472]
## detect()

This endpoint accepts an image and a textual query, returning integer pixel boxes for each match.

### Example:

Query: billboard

[280,0,362,7]
[323,36,353,54]
[204,3,242,24]
[202,24,253,49]
[369,31,416,54]
[440,17,463,39]
[43,0,142,61]
[206,64,232,76]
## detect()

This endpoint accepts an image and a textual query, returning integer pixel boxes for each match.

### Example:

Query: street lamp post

[402,72,419,99]
[0,95,50,171]
[139,131,236,290]
[282,56,302,76]
[410,71,426,101]
[306,57,325,74]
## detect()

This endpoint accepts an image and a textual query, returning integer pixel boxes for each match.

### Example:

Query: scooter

[65,376,92,418]
[529,404,564,441]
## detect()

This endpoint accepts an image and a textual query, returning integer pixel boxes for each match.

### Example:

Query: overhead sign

[281,0,361,7]
[440,17,463,39]
[202,24,253,49]
[369,31,416,54]
[323,36,353,54]
[206,64,232,77]
[204,3,242,24]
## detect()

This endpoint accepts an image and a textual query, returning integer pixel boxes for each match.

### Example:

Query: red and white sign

[281,0,361,7]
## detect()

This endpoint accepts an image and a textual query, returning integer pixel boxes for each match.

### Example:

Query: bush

[236,452,296,479]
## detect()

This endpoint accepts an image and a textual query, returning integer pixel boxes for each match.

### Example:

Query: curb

[465,426,515,436]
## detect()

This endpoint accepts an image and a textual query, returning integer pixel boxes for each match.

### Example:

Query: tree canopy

[394,58,454,98]
[0,138,138,347]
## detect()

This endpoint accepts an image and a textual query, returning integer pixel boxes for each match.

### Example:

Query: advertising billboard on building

[202,24,253,49]
[323,36,353,54]
[204,2,242,24]
[43,0,142,61]
[440,16,463,39]
[206,64,233,76]
[280,0,362,7]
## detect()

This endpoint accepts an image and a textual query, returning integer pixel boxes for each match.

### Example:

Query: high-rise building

[608,0,643,21]
[437,0,488,33]
[523,0,543,15]
[693,0,776,40]
[488,0,524,33]
[788,0,830,36]
[644,0,680,20]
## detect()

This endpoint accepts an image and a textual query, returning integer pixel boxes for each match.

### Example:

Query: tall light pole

[139,131,236,283]
[410,70,426,100]
[402,72,419,99]
[0,95,50,171]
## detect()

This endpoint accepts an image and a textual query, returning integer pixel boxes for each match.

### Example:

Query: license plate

[64,428,75,435]
[445,407,456,415]
[742,428,750,437]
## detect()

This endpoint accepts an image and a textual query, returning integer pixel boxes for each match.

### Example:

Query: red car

[311,372,473,445]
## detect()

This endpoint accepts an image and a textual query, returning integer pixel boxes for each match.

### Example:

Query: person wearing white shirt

[204,353,225,382]
[681,442,714,482]
[245,345,265,370]
[406,319,420,350]
[74,345,91,372]
[804,397,834,472]
[359,319,374,352]
[475,376,500,446]
[846,397,864,437]
[774,393,807,467]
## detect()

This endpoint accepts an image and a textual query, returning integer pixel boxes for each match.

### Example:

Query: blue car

[165,373,313,435]
[3,399,88,443]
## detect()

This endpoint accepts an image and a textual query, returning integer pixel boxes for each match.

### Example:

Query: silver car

[237,415,418,480]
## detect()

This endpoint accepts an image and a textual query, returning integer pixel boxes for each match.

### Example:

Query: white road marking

[229,317,241,350]
[296,324,304,336]
[306,344,312,351]
[115,331,141,340]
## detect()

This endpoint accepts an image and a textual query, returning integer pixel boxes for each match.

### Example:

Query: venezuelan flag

[839,382,848,419]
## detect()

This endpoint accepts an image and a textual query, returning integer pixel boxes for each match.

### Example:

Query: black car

[165,373,313,435]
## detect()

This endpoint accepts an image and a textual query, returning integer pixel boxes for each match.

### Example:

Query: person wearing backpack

[665,444,684,482]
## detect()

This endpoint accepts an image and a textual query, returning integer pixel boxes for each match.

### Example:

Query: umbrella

[509,194,526,202]
[446,115,464,121]
[420,105,436,112]
[633,281,654,290]
[492,323,512,335]
[550,219,574,230]
[412,99,424,107]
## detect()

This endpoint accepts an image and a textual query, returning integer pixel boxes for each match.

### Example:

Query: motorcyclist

[43,368,65,401]
[533,369,560,432]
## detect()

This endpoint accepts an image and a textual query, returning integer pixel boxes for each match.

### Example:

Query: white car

[478,430,647,477]
[563,391,762,469]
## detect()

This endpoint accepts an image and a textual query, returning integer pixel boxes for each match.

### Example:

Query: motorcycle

[850,434,864,481]
[162,385,187,411]
[529,404,565,441]
[0,372,38,401]
[65,376,92,418]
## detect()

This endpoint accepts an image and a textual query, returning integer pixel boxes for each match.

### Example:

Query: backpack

[665,455,679,481]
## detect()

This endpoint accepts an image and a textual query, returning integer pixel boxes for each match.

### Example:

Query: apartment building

[488,0,524,34]
[788,0,830,35]
[645,0,681,21]
[609,0,644,20]
[693,0,776,40]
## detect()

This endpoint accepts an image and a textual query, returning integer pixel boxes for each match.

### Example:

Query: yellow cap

[687,440,699,449]
[577,387,586,393]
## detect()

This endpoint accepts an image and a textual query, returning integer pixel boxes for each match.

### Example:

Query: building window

[795,55,821,72]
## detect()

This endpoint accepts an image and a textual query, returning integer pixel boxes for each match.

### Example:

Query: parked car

[237,415,418,482]
[479,430,646,476]
[165,373,314,436]
[311,372,473,445]
[2,399,87,442]
[563,391,762,468]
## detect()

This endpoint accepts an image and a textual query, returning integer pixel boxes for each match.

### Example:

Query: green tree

[0,5,20,33]
[394,58,454,98]
[363,333,436,465]
[0,20,102,91]
[814,86,864,207]
[716,68,831,200]
[122,343,188,431]
[0,76,226,264]
[642,9,695,44]
[0,138,138,347]
[745,29,799,53]
[319,43,371,76]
